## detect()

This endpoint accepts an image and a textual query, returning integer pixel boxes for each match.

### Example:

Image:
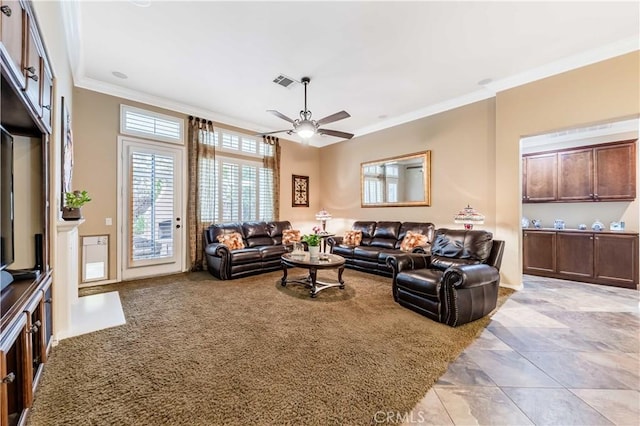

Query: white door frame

[116,135,187,281]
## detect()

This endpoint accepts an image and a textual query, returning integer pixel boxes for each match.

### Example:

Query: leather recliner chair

[387,229,505,327]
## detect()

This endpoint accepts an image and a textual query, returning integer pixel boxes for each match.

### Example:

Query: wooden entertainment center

[1,1,54,425]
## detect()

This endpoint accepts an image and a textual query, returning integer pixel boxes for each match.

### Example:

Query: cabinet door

[558,148,593,201]
[0,314,28,426]
[523,153,557,202]
[0,0,26,88]
[594,234,638,288]
[594,142,636,201]
[523,231,556,274]
[557,232,594,278]
[22,16,42,116]
[40,61,53,132]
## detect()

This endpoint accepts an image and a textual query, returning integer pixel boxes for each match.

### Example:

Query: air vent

[273,74,297,88]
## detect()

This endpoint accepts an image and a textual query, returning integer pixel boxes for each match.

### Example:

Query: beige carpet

[27,269,512,425]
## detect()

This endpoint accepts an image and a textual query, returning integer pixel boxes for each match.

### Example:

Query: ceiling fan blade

[255,130,292,136]
[317,128,354,139]
[267,110,295,124]
[317,110,351,126]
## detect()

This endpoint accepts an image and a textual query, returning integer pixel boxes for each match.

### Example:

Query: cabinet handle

[594,193,598,198]
[45,298,52,304]
[2,373,15,384]
[43,105,51,111]
[0,5,12,16]
[25,66,36,74]
[589,237,593,240]
[27,73,39,82]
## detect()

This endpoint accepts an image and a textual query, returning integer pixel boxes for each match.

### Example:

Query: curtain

[262,136,281,220]
[188,116,215,271]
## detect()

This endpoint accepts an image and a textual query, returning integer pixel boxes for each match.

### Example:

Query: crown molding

[485,36,639,94]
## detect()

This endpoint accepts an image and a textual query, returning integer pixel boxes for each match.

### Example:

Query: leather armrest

[327,236,343,247]
[205,243,230,257]
[411,244,431,255]
[386,253,430,274]
[443,264,499,289]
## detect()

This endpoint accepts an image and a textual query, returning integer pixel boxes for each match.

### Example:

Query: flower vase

[308,245,320,259]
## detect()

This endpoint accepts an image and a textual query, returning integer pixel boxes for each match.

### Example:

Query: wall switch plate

[105,218,112,226]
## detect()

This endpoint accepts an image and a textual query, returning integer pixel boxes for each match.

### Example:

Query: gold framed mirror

[361,151,431,207]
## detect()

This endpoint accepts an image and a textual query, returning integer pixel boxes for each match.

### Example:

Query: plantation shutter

[130,151,175,261]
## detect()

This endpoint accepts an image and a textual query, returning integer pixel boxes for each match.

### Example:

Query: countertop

[522,228,638,235]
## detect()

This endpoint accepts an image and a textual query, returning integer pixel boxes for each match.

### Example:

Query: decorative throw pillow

[282,229,301,244]
[217,231,245,250]
[400,231,428,252]
[343,230,363,246]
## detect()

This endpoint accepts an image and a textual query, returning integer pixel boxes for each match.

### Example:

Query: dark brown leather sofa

[387,228,505,327]
[327,221,436,276]
[204,221,294,280]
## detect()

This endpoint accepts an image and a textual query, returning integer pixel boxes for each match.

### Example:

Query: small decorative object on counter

[578,224,587,230]
[591,220,604,231]
[532,219,542,229]
[521,217,530,228]
[554,219,565,230]
[609,221,625,231]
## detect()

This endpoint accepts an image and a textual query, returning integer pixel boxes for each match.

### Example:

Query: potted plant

[62,190,92,221]
[301,233,321,259]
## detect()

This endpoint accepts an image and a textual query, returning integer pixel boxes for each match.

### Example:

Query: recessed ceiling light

[112,71,128,79]
[129,0,151,7]
[478,78,493,86]
[378,114,388,119]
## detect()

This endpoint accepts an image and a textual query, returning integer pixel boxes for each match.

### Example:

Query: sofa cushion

[396,269,443,298]
[352,221,376,245]
[332,245,355,258]
[229,248,261,264]
[354,246,381,261]
[430,229,493,271]
[242,222,274,247]
[376,249,404,265]
[400,231,429,252]
[259,245,288,261]
[217,232,245,250]
[395,222,435,249]
[343,230,362,246]
[373,221,401,239]
[268,221,292,244]
[282,229,301,244]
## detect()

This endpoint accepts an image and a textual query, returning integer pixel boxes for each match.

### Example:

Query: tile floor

[405,275,639,426]
[68,291,126,338]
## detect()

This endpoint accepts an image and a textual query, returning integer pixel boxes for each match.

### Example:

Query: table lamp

[315,208,332,232]
[454,205,485,230]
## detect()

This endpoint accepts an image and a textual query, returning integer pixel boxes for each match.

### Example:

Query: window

[199,128,275,223]
[121,105,184,144]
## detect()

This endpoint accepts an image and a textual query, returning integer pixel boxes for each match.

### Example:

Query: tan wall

[11,136,42,269]
[32,0,75,275]
[319,99,497,236]
[496,51,640,287]
[73,88,320,280]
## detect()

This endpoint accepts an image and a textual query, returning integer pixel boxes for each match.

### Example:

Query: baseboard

[79,279,117,288]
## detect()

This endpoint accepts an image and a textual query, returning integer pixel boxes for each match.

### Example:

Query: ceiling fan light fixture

[296,120,316,139]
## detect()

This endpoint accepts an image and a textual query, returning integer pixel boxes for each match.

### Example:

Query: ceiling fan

[258,77,354,140]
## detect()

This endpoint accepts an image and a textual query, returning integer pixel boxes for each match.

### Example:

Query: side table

[317,233,336,253]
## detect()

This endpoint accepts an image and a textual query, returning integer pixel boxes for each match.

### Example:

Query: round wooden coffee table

[280,253,346,298]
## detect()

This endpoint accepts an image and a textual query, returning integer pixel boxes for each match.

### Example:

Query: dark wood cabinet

[1,1,53,423]
[523,231,556,274]
[558,148,593,201]
[523,153,557,202]
[523,229,638,289]
[0,0,26,89]
[594,234,638,287]
[523,140,636,203]
[594,143,636,201]
[0,314,28,426]
[556,232,594,278]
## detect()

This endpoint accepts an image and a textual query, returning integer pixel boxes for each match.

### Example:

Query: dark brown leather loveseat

[327,221,436,276]
[387,228,505,327]
[204,221,294,280]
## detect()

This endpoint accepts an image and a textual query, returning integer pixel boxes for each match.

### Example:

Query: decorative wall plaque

[292,175,309,207]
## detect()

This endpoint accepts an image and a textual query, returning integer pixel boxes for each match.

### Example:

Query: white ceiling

[64,1,639,147]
